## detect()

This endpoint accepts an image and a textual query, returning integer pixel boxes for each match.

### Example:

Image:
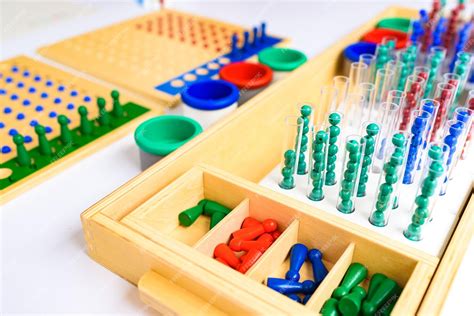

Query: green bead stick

[320,298,340,316]
[13,134,31,167]
[111,90,123,118]
[338,286,367,316]
[332,263,368,299]
[308,130,328,201]
[97,97,111,127]
[374,44,390,74]
[35,125,52,157]
[357,123,379,197]
[366,273,387,301]
[325,113,341,186]
[397,53,410,91]
[423,51,444,98]
[78,106,93,136]
[404,144,445,241]
[178,204,204,227]
[279,149,297,189]
[297,105,312,175]
[453,52,471,105]
[337,137,363,214]
[57,115,73,145]
[369,133,407,227]
[361,278,400,316]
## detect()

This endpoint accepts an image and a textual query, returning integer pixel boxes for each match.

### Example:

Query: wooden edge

[138,270,227,316]
[305,243,355,313]
[417,193,474,315]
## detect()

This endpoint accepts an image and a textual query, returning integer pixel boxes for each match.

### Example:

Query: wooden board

[38,9,287,106]
[80,5,473,315]
[0,56,162,204]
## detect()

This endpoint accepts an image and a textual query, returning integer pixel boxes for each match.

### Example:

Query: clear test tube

[372,68,395,119]
[315,85,336,126]
[442,72,461,105]
[369,130,410,226]
[359,53,376,83]
[386,90,406,109]
[295,103,314,175]
[332,76,349,113]
[402,109,432,184]
[428,46,447,77]
[356,83,375,126]
[454,52,473,96]
[279,115,303,190]
[372,102,400,173]
[348,62,368,94]
[307,126,329,201]
[325,111,343,186]
[404,142,449,241]
[419,99,440,145]
[336,135,365,214]
[413,66,429,89]
[385,60,404,91]
[431,82,456,141]
[461,90,474,160]
[447,107,473,177]
[356,121,380,197]
[398,74,426,131]
[344,93,364,128]
[423,52,444,98]
[440,119,467,195]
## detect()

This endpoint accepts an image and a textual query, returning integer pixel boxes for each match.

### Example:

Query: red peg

[242,217,261,228]
[272,231,282,240]
[215,257,230,267]
[229,233,273,252]
[232,219,277,240]
[214,243,240,269]
[237,248,263,273]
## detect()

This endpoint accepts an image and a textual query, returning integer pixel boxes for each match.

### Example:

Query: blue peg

[308,249,328,285]
[260,22,267,43]
[267,277,316,295]
[286,294,302,303]
[285,243,308,281]
[252,26,258,46]
[242,31,250,51]
[230,33,239,56]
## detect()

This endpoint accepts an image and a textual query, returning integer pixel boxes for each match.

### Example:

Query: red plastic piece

[232,219,278,240]
[214,243,241,269]
[361,28,408,49]
[237,248,263,273]
[219,62,273,90]
[272,230,282,240]
[229,233,274,252]
[215,256,230,267]
[241,217,261,228]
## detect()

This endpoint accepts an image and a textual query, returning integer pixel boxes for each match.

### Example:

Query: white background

[1,0,472,314]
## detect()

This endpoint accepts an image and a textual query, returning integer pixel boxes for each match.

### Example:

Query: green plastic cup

[258,47,307,80]
[376,18,411,33]
[134,115,203,170]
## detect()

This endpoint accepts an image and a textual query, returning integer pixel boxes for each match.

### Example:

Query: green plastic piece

[337,139,363,214]
[135,115,203,156]
[321,298,340,316]
[111,90,123,118]
[325,113,341,186]
[35,125,52,157]
[338,286,367,316]
[280,149,296,189]
[308,130,328,201]
[13,134,31,167]
[297,105,312,175]
[366,273,387,301]
[362,278,399,316]
[357,124,379,197]
[201,199,231,216]
[376,17,411,33]
[210,211,227,229]
[178,204,204,227]
[332,263,368,299]
[58,115,73,145]
[97,97,111,127]
[78,106,93,136]
[258,47,307,71]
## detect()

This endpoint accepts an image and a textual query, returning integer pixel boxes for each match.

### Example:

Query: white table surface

[1,0,472,314]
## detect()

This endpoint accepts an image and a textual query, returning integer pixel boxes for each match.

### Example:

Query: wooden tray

[81,6,474,315]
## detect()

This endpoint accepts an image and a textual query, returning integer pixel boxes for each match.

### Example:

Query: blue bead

[54,97,61,104]
[11,66,19,72]
[67,103,74,110]
[29,87,36,93]
[41,92,48,98]
[46,80,53,86]
[5,77,13,83]
[0,122,4,128]
[24,135,32,143]
[70,90,78,97]
[0,89,5,94]
[1,146,11,154]
[17,82,24,88]
[4,107,12,114]
[35,105,44,112]
[45,126,52,133]
[84,96,91,102]
[23,71,30,77]
[10,94,18,101]
[16,113,25,120]
[30,120,38,127]
[49,111,57,118]
[58,85,65,92]
[9,128,18,136]
[34,75,41,82]
[23,99,31,106]
[449,125,463,136]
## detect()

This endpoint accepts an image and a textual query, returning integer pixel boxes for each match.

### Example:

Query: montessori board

[38,9,285,105]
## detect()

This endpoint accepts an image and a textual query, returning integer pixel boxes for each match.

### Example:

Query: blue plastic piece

[41,92,48,99]
[23,71,30,77]
[24,135,32,143]
[11,66,19,72]
[67,103,74,110]
[30,120,38,127]
[285,244,309,282]
[49,111,57,118]
[9,128,18,136]
[16,113,25,120]
[5,77,13,83]
[29,87,36,93]
[308,249,328,285]
[35,105,44,112]
[0,122,4,128]
[343,42,377,63]
[4,107,12,114]
[302,294,312,305]
[1,146,11,154]
[58,85,65,92]
[46,80,53,87]
[267,278,316,295]
[0,89,5,95]
[54,97,61,104]
[84,96,91,102]
[17,82,24,88]
[70,90,78,97]
[10,94,18,101]
[45,126,52,133]
[34,75,41,82]
[252,27,258,46]
[285,294,302,303]
[181,79,239,111]
[403,112,430,184]
[242,31,250,51]
[23,99,31,106]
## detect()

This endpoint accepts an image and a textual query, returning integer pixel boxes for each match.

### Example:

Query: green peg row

[178,199,230,230]
[325,112,342,186]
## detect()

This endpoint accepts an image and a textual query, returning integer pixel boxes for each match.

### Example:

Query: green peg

[178,204,204,227]
[200,199,231,216]
[362,278,399,316]
[111,90,123,118]
[332,263,368,299]
[321,298,340,316]
[35,125,52,156]
[97,97,111,127]
[338,286,367,316]
[78,106,93,135]
[13,134,31,167]
[366,273,387,301]
[210,211,227,229]
[58,115,73,145]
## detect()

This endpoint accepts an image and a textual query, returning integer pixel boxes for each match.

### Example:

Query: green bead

[281,166,293,177]
[347,161,357,172]
[327,155,337,165]
[366,123,379,136]
[415,206,429,219]
[344,170,356,181]
[300,105,312,117]
[421,178,437,196]
[415,195,429,208]
[329,112,341,125]
[376,200,388,210]
[364,145,375,156]
[385,173,398,185]
[327,163,336,172]
[379,183,393,195]
[339,189,352,201]
[377,191,391,203]
[313,152,324,162]
[370,211,387,226]
[341,179,354,190]
[328,144,338,156]
[357,185,366,197]
[346,140,359,153]
[337,199,354,213]
[404,223,422,241]
[314,143,324,152]
[428,161,444,178]
[329,126,340,137]
[284,149,296,161]
[383,163,396,175]
[390,152,404,166]
[309,188,324,201]
[428,145,443,160]
[363,156,372,167]
[279,177,295,190]
[349,152,360,162]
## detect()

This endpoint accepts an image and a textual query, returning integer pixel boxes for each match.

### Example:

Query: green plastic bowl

[135,115,203,156]
[258,47,307,72]
[376,18,411,33]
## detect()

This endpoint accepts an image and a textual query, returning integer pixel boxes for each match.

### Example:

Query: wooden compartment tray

[81,6,474,315]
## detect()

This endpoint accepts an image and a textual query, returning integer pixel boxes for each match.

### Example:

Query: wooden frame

[81,6,473,315]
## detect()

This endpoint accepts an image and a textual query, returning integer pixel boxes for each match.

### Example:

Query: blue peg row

[267,278,316,295]
[229,22,268,56]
